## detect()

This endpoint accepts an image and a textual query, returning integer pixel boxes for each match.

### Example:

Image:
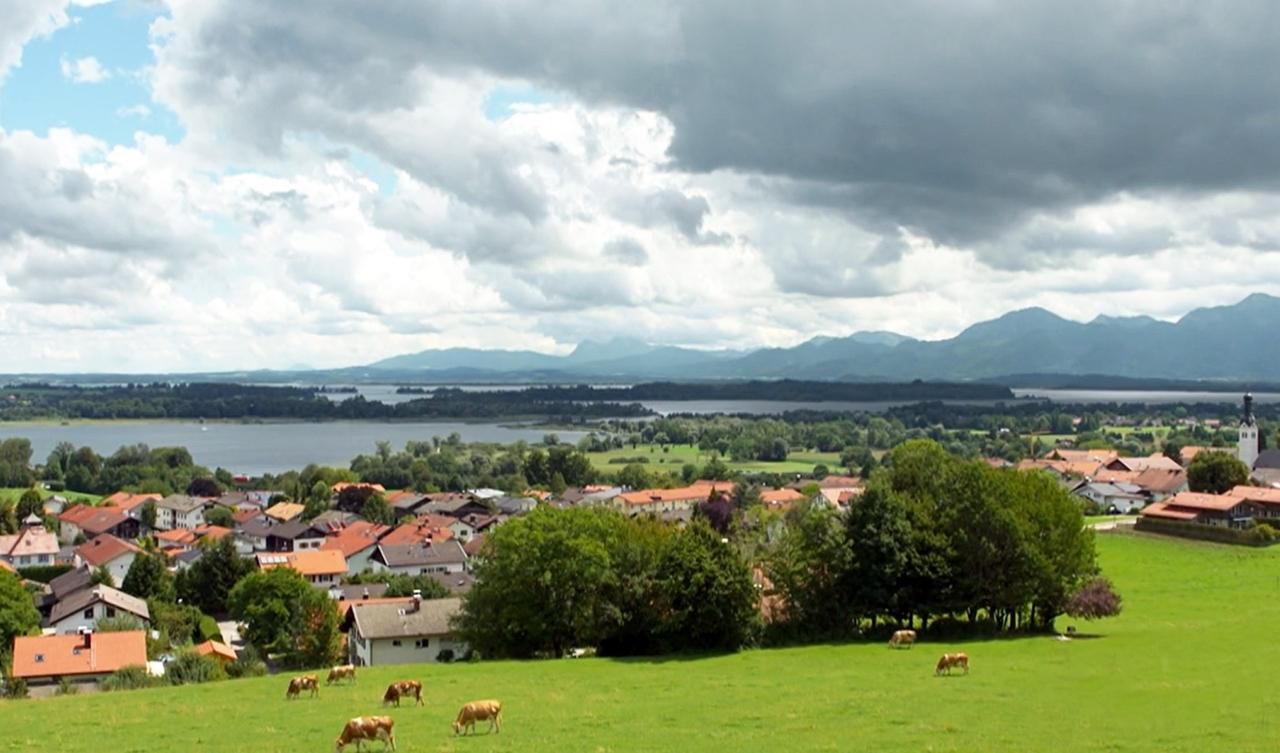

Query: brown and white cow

[935,652,970,675]
[327,664,357,685]
[335,716,395,752]
[452,699,503,736]
[888,629,917,649]
[383,680,423,707]
[286,674,319,699]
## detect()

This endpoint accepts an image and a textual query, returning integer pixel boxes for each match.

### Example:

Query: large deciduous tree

[0,572,40,649]
[176,536,251,615]
[1187,451,1250,494]
[122,551,176,602]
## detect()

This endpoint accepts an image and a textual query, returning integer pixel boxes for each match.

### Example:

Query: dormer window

[34,654,44,663]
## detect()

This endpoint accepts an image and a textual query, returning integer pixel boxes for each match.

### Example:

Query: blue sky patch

[483,84,559,121]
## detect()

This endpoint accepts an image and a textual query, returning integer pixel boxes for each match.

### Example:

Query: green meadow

[585,443,843,476]
[0,487,103,507]
[5,532,1279,752]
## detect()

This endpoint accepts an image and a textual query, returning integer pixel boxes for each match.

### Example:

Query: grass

[1084,514,1139,525]
[585,443,843,476]
[7,532,1280,752]
[0,487,102,506]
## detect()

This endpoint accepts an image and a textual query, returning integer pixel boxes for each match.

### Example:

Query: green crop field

[586,443,843,476]
[5,532,1280,752]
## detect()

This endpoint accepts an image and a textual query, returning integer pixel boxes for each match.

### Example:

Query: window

[415,639,430,649]
[106,607,117,618]
[34,654,44,664]
[392,640,402,647]
[83,608,94,619]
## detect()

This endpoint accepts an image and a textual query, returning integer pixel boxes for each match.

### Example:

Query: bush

[101,665,158,692]
[16,564,73,584]
[165,650,226,686]
[3,676,27,699]
[226,644,265,679]
[197,615,222,643]
[1065,577,1123,621]
[436,648,455,663]
[55,677,79,696]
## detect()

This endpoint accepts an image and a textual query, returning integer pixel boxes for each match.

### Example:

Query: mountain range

[362,293,1280,383]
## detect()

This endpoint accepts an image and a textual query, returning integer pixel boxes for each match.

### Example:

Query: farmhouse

[615,481,735,514]
[342,594,466,666]
[73,534,142,586]
[1140,491,1264,529]
[154,495,207,531]
[100,492,161,517]
[57,506,141,544]
[10,630,148,686]
[47,585,150,634]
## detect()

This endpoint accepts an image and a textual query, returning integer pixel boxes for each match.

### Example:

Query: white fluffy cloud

[2,1,1280,373]
[59,55,109,83]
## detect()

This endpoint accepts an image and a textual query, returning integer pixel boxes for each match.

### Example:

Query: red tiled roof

[332,482,386,494]
[155,529,198,546]
[381,518,455,546]
[60,505,129,536]
[194,524,232,541]
[1158,491,1251,512]
[257,549,347,577]
[1140,502,1201,521]
[1133,468,1187,494]
[193,640,237,663]
[463,534,486,557]
[102,492,162,512]
[232,509,262,525]
[619,481,735,506]
[760,488,805,511]
[75,534,141,567]
[1228,485,1280,506]
[11,631,147,679]
[321,521,391,558]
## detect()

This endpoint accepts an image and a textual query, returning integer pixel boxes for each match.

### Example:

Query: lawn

[6,532,1280,752]
[0,487,102,506]
[586,443,843,476]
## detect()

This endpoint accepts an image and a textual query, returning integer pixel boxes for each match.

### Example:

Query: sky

[4,1,1280,373]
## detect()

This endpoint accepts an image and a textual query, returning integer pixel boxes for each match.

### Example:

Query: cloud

[60,55,110,84]
[0,0,71,81]
[115,104,151,118]
[602,237,647,266]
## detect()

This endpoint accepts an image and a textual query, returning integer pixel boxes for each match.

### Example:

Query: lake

[0,421,587,477]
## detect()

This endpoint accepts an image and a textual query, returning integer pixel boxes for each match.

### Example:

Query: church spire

[1243,392,1257,427]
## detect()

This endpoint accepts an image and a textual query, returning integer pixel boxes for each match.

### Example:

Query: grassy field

[586,443,843,476]
[0,487,102,506]
[6,532,1280,752]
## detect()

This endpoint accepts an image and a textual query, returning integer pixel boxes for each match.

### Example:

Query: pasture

[585,443,843,475]
[5,532,1280,752]
[0,487,102,506]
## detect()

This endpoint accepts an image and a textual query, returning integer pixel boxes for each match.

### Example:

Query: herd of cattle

[284,636,961,750]
[888,630,972,676]
[284,664,503,751]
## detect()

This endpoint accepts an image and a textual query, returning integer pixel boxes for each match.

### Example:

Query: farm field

[585,443,843,476]
[4,532,1279,753]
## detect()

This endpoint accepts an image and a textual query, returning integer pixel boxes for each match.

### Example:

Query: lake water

[0,421,586,476]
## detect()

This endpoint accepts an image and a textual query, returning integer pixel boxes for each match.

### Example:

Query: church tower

[1238,392,1259,470]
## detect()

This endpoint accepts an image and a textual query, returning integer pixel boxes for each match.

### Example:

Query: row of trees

[764,440,1110,640]
[456,507,759,658]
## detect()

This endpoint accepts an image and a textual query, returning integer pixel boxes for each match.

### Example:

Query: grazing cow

[335,716,396,752]
[888,629,917,649]
[286,675,319,699]
[327,664,357,685]
[452,699,503,736]
[935,652,970,676]
[383,680,423,707]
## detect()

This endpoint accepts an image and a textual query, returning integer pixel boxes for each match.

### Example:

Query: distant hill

[362,294,1280,382]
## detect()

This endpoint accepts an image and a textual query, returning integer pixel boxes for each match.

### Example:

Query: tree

[359,494,395,526]
[122,552,176,602]
[1162,441,1184,466]
[304,481,331,519]
[768,501,851,638]
[186,478,222,498]
[15,489,43,522]
[616,463,651,491]
[0,500,16,536]
[140,500,157,529]
[681,464,698,485]
[1064,577,1123,621]
[295,590,343,668]
[731,483,762,511]
[0,572,40,650]
[842,485,913,626]
[90,566,115,589]
[335,485,377,515]
[229,568,338,666]
[176,536,251,615]
[657,521,758,651]
[1187,451,1250,494]
[203,506,234,529]
[701,456,731,482]
[694,493,734,536]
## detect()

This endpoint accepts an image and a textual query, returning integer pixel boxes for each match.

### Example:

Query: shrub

[436,648,455,663]
[165,650,226,686]
[196,615,222,643]
[4,676,27,699]
[55,677,79,696]
[16,564,73,584]
[101,665,157,692]
[1065,577,1123,621]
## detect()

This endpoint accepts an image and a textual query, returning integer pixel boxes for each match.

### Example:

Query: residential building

[1141,491,1264,529]
[380,516,456,548]
[264,519,330,553]
[1226,486,1280,521]
[0,521,59,569]
[10,630,148,685]
[1102,455,1184,473]
[74,534,142,585]
[343,595,466,666]
[154,495,207,531]
[321,521,390,574]
[614,481,736,515]
[256,549,348,587]
[1132,467,1189,502]
[491,496,537,515]
[760,488,807,512]
[368,541,468,576]
[385,491,431,518]
[236,517,275,552]
[47,586,151,634]
[100,492,162,519]
[39,566,94,618]
[263,502,306,523]
[57,506,141,544]
[1072,481,1148,513]
[420,495,492,519]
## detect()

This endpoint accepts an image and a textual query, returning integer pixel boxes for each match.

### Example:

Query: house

[614,481,736,515]
[172,548,205,572]
[420,495,492,520]
[57,505,141,544]
[467,488,505,500]
[193,640,237,664]
[194,524,232,543]
[47,585,150,634]
[0,521,59,569]
[1043,448,1119,464]
[154,528,199,553]
[101,492,162,519]
[74,534,142,585]
[321,521,391,574]
[263,519,330,553]
[154,495,207,531]
[329,582,390,600]
[1140,491,1265,529]
[256,549,348,587]
[342,595,466,666]
[760,488,807,512]
[1132,468,1189,502]
[368,541,468,576]
[1103,455,1183,473]
[40,566,95,617]
[1226,486,1280,521]
[385,491,431,518]
[1175,446,1212,466]
[41,495,69,516]
[380,516,456,548]
[491,496,537,516]
[263,502,306,523]
[310,510,359,528]
[457,513,501,539]
[236,516,275,552]
[558,486,623,506]
[462,534,486,559]
[10,630,148,685]
[1072,481,1148,513]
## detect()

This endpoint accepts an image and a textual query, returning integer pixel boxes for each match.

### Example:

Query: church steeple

[1239,392,1259,470]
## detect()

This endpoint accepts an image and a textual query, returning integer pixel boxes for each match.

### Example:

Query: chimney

[78,626,93,650]
[362,587,370,600]
[411,589,422,613]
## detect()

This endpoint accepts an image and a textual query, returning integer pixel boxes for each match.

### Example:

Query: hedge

[17,564,73,583]
[1134,517,1280,547]
[196,615,221,643]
